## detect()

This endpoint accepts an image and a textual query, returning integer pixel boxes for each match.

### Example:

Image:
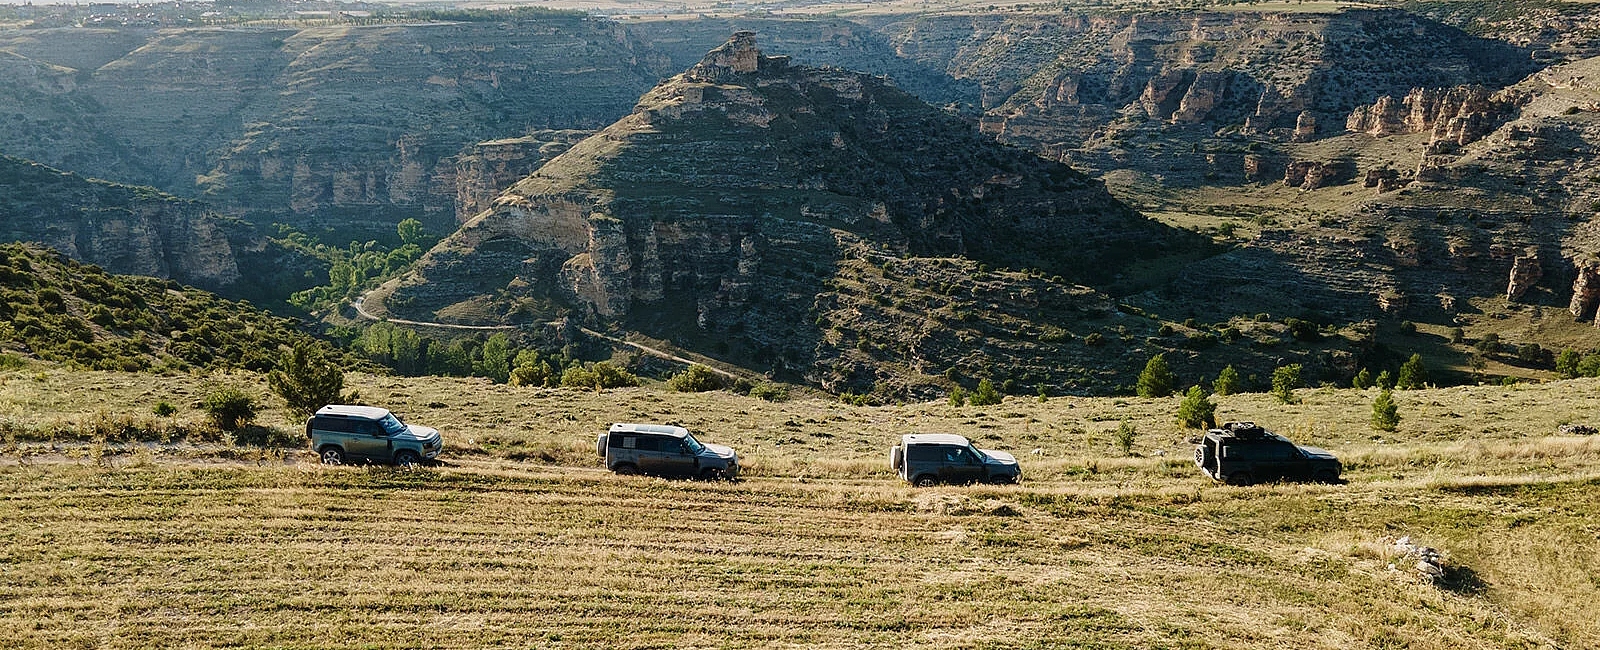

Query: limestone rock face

[1571,262,1600,321]
[392,34,1187,341]
[1345,85,1530,148]
[0,155,245,290]
[452,131,591,224]
[1506,255,1541,301]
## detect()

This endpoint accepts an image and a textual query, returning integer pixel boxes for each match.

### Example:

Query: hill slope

[0,242,353,372]
[377,34,1219,395]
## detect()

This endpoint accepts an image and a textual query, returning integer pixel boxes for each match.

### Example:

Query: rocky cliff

[452,130,592,224]
[379,34,1205,394]
[0,16,671,237]
[0,154,311,300]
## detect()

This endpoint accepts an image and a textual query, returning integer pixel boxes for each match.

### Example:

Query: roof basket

[1222,421,1268,437]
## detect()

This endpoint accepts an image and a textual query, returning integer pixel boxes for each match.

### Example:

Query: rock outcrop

[0,155,243,290]
[1506,255,1541,301]
[1570,262,1600,321]
[452,130,591,224]
[1345,85,1530,148]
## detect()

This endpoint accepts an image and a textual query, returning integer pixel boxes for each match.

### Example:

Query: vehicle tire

[613,463,640,476]
[319,446,345,466]
[699,467,725,481]
[1314,469,1340,484]
[1225,472,1254,486]
[395,450,421,468]
[913,474,939,488]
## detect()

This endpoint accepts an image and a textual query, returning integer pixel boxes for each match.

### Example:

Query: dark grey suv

[1194,421,1340,485]
[596,423,739,479]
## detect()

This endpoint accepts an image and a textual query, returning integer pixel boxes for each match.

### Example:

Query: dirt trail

[350,291,742,379]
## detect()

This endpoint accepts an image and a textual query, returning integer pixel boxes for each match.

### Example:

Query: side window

[1273,444,1300,460]
[313,417,353,433]
[614,436,638,450]
[907,445,941,462]
[946,447,974,463]
[354,420,384,436]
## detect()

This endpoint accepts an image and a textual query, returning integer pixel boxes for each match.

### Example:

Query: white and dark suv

[596,423,739,479]
[308,405,442,467]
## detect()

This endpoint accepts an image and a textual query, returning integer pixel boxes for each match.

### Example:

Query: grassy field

[2,366,1599,647]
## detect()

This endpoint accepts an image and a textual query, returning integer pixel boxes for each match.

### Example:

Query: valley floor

[2,369,1598,648]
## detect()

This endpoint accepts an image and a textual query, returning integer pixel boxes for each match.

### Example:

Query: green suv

[307,405,442,466]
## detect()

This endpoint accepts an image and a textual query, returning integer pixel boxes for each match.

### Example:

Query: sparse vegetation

[1113,418,1137,455]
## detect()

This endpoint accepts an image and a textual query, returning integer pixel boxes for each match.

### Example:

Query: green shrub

[970,379,1002,406]
[1556,349,1581,379]
[1213,366,1240,396]
[1113,419,1137,456]
[1371,388,1400,432]
[1084,332,1105,347]
[1175,386,1216,429]
[591,362,639,389]
[201,386,258,433]
[667,364,725,392]
[1376,369,1395,390]
[1396,353,1426,390]
[1271,364,1302,404]
[1449,327,1465,344]
[748,382,789,402]
[1135,354,1176,398]
[152,401,177,417]
[1283,317,1320,341]
[510,359,556,387]
[1352,368,1373,390]
[1398,321,1416,334]
[1475,333,1502,355]
[948,386,967,407]
[1157,323,1175,336]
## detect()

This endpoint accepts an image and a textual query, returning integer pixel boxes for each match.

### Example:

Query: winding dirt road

[350,291,740,379]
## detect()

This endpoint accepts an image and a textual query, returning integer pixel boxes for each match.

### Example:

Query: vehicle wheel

[613,463,640,476]
[1314,469,1340,484]
[699,467,725,481]
[913,474,938,488]
[1225,472,1254,486]
[395,450,421,468]
[319,446,345,466]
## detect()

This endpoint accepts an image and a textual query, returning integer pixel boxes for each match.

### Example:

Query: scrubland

[2,367,1598,648]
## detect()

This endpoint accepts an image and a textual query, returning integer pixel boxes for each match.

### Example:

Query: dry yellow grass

[2,367,1598,647]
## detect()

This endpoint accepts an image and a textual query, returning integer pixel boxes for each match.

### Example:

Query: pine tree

[1175,385,1217,429]
[971,379,1002,406]
[1396,353,1426,390]
[948,387,967,407]
[268,343,346,420]
[1114,418,1138,456]
[1352,367,1373,389]
[1371,388,1400,431]
[1376,369,1395,389]
[1136,353,1177,398]
[1213,366,1240,396]
[1270,364,1302,404]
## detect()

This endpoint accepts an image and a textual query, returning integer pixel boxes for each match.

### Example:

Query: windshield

[379,414,407,435]
[967,445,988,462]
[682,433,706,454]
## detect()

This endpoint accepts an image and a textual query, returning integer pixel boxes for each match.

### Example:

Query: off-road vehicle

[1193,421,1340,485]
[596,423,740,479]
[889,433,1020,486]
[308,405,443,466]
